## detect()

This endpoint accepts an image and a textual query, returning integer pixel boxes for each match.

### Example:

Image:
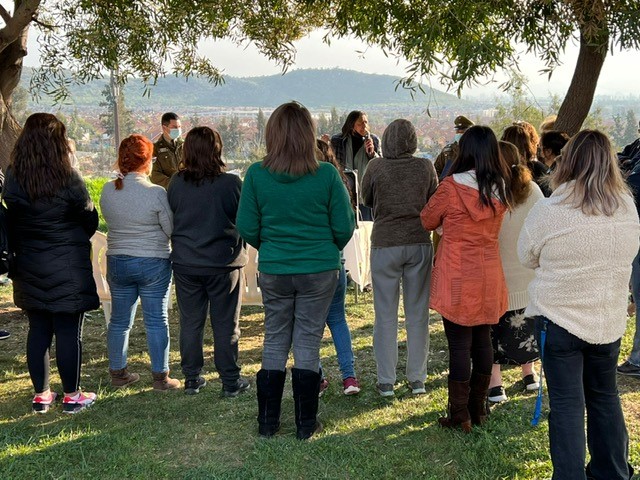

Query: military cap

[454,115,474,130]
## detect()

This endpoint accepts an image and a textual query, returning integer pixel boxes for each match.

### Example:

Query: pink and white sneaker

[63,391,97,414]
[343,377,361,395]
[32,391,58,414]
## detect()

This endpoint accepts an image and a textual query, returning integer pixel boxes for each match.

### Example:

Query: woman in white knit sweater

[488,141,544,404]
[518,130,639,480]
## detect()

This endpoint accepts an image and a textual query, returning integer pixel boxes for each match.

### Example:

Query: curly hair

[10,113,73,201]
[502,125,536,162]
[115,134,154,190]
[499,140,532,207]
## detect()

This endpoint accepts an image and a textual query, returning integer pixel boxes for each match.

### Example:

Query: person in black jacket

[4,113,99,414]
[167,126,249,397]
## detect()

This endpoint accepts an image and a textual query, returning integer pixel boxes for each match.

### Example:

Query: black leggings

[442,318,493,382]
[26,310,85,394]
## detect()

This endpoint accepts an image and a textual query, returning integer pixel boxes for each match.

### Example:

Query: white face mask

[169,128,182,140]
[454,133,462,142]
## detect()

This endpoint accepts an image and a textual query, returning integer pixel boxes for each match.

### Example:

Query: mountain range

[22,68,466,110]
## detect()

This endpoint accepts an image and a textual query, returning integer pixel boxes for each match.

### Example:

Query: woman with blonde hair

[519,130,638,479]
[238,102,355,439]
[4,113,99,413]
[488,141,544,403]
[100,134,178,391]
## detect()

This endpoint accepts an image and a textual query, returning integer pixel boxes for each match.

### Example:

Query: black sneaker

[223,377,250,398]
[617,361,640,377]
[0,330,10,340]
[184,376,207,395]
[488,385,507,403]
[522,374,540,391]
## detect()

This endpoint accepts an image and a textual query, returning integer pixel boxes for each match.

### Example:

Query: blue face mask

[454,133,462,142]
[169,128,182,140]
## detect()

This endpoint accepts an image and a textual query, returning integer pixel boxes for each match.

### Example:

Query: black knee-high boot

[256,369,286,437]
[292,368,322,440]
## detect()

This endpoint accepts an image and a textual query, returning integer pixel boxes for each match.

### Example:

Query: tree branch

[31,15,56,30]
[0,0,41,45]
[0,5,11,24]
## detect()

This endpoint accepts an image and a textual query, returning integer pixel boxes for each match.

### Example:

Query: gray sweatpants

[371,244,433,385]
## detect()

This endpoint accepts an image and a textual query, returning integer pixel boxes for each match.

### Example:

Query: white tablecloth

[343,221,373,290]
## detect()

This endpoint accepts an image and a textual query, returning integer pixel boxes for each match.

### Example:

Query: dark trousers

[442,318,493,381]
[535,317,632,480]
[26,310,85,394]
[260,270,338,372]
[175,269,243,388]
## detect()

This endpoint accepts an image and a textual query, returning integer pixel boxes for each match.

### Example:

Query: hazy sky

[196,31,639,100]
[22,28,640,100]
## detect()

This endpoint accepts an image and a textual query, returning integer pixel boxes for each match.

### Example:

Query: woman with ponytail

[100,134,178,391]
[487,141,544,404]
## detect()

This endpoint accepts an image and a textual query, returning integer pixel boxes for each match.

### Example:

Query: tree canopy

[1,0,639,167]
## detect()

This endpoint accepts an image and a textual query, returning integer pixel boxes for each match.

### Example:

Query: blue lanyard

[531,318,548,426]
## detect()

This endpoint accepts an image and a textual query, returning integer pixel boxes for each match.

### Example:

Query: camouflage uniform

[434,142,459,179]
[151,135,184,189]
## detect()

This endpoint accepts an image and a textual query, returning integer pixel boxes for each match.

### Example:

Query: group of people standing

[2,104,638,479]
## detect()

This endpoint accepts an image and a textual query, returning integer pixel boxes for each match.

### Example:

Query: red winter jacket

[421,174,507,326]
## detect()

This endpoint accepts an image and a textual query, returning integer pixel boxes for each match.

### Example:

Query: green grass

[0,284,639,479]
[85,177,110,233]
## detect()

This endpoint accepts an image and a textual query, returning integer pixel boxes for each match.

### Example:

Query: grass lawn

[0,282,639,479]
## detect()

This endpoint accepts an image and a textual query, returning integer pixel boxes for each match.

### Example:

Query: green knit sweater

[237,161,355,275]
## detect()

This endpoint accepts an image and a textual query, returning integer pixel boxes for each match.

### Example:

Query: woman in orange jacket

[421,125,512,432]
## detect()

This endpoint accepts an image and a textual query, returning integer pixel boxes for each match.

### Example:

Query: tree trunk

[554,33,607,136]
[0,25,29,171]
[0,94,21,170]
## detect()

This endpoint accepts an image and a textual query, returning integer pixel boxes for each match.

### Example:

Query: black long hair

[449,125,512,211]
[11,113,73,200]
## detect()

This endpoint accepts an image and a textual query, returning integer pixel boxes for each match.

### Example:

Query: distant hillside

[21,68,465,110]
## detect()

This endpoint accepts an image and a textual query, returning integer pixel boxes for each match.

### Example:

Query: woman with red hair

[100,134,178,391]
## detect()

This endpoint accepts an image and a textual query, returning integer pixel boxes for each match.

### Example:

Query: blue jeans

[324,266,356,379]
[260,270,338,372]
[628,251,640,366]
[535,317,632,480]
[107,255,172,373]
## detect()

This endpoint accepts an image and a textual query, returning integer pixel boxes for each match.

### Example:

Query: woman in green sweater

[237,101,355,440]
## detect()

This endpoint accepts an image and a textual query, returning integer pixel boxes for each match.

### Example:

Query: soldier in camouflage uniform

[151,112,184,189]
[434,115,474,179]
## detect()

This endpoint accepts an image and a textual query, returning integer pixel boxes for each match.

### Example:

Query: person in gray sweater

[167,126,249,397]
[100,134,179,392]
[361,119,438,396]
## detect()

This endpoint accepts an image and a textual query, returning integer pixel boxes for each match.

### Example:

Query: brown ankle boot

[468,372,492,426]
[110,367,140,388]
[438,377,472,433]
[152,371,180,391]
